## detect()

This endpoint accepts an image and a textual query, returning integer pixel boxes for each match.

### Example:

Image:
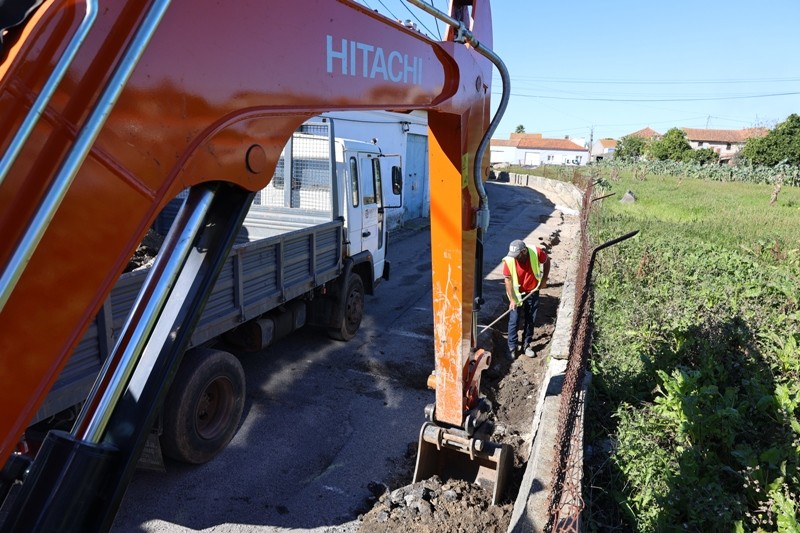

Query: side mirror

[391,166,402,195]
[381,158,402,209]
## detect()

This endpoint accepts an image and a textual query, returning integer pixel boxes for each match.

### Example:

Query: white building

[682,127,768,164]
[491,133,589,167]
[591,138,618,161]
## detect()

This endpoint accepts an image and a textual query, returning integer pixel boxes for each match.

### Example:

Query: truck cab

[340,138,400,288]
[247,123,401,293]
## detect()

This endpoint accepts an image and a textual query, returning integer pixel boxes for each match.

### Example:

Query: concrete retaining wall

[497,174,588,533]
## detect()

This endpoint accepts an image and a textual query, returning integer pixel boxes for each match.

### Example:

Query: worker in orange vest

[503,239,549,358]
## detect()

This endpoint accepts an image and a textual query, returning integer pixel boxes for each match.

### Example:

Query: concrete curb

[500,174,585,532]
[548,245,580,361]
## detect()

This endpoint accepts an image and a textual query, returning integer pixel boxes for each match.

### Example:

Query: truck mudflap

[413,422,512,505]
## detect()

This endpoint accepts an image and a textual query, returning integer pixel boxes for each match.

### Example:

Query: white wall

[522,151,541,166]
[689,140,740,160]
[591,141,616,157]
[516,148,588,166]
[491,146,516,165]
[321,110,428,229]
[490,146,589,166]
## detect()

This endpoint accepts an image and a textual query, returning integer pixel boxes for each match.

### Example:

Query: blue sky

[355,0,800,142]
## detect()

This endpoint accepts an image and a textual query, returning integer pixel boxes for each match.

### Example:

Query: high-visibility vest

[503,246,541,304]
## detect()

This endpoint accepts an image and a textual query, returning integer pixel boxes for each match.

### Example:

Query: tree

[740,114,800,166]
[615,134,647,161]
[684,147,719,165]
[515,124,526,134]
[647,128,691,161]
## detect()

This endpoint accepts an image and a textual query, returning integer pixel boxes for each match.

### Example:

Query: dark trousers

[507,292,539,353]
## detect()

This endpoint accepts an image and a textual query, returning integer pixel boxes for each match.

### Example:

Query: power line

[376,0,399,21]
[428,0,442,40]
[399,0,438,38]
[492,91,800,103]
[503,82,783,100]
[498,75,800,86]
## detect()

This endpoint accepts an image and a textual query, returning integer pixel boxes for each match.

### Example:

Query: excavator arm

[0,0,508,529]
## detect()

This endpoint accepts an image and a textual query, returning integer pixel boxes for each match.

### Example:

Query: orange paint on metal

[429,111,469,426]
[427,0,494,427]
[0,0,494,459]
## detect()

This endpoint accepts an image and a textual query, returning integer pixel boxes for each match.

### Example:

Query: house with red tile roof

[490,133,589,166]
[681,127,768,163]
[591,138,618,161]
[625,127,662,139]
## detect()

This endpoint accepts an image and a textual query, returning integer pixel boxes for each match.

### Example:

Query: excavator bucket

[413,422,512,505]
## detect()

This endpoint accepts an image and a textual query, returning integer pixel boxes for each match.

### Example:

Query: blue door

[404,134,428,220]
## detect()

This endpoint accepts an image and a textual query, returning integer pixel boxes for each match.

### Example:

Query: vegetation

[647,128,692,161]
[614,134,647,161]
[741,114,800,167]
[583,169,800,531]
[598,159,800,187]
[613,114,800,167]
[685,146,720,164]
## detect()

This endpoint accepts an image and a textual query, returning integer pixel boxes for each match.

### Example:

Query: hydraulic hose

[404,0,511,229]
[405,0,510,338]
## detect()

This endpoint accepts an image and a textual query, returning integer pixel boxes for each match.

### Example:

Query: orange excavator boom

[0,1,509,529]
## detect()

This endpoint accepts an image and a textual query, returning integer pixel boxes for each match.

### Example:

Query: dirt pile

[125,229,163,272]
[360,476,512,533]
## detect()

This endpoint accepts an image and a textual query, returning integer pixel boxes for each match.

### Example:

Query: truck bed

[33,218,344,425]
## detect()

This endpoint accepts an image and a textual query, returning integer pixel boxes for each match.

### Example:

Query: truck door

[358,155,382,280]
[345,152,401,282]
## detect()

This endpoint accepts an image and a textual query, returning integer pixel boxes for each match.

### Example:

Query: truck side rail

[32,218,343,424]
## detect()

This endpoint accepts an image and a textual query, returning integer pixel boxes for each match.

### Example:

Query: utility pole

[588,126,594,163]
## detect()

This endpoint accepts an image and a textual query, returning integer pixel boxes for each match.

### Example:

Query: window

[349,157,359,207]
[698,141,704,147]
[362,159,377,205]
[726,143,731,150]
[372,158,383,208]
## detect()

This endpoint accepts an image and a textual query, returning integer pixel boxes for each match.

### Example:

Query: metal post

[73,187,215,444]
[0,0,172,314]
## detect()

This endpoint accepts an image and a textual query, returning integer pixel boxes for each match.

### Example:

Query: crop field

[583,170,800,531]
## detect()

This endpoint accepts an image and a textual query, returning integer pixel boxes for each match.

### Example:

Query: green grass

[600,173,800,248]
[584,170,800,532]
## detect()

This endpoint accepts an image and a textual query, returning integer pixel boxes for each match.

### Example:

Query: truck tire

[329,273,364,341]
[161,348,245,464]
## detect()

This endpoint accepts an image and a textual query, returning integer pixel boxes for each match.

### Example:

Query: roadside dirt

[121,194,574,533]
[356,226,568,533]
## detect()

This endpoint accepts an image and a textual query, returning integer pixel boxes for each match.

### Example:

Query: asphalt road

[111,180,557,532]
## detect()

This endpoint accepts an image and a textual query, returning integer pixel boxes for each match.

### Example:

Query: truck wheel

[329,273,364,341]
[161,348,245,464]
